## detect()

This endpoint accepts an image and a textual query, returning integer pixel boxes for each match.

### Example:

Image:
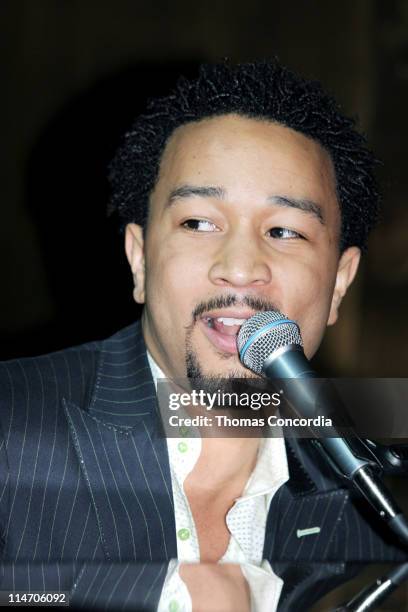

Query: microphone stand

[334,563,408,611]
[275,374,408,548]
[311,436,408,547]
[237,313,408,549]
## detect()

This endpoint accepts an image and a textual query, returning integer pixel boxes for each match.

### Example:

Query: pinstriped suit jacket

[0,320,406,564]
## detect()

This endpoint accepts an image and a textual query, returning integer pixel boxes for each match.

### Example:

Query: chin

[186,347,258,380]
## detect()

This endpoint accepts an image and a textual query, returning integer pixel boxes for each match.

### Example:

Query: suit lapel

[64,321,350,563]
[264,437,349,561]
[63,321,177,562]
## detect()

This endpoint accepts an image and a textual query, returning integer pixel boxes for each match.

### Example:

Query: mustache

[192,295,279,323]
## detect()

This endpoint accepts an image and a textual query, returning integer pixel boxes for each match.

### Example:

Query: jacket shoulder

[0,322,141,428]
[0,339,98,425]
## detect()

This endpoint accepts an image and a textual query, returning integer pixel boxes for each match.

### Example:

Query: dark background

[1,3,408,608]
[1,0,408,376]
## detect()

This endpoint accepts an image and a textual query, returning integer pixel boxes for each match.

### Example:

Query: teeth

[216,317,247,326]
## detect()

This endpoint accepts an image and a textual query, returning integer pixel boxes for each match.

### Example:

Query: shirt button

[177,528,190,541]
[179,425,190,437]
[177,441,188,453]
[169,600,179,612]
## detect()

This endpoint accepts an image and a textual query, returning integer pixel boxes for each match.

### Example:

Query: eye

[181,219,219,232]
[267,227,304,240]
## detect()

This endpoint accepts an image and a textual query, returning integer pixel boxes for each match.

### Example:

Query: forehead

[152,113,338,220]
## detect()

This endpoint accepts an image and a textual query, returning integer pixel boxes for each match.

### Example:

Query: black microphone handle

[262,345,408,548]
[263,345,376,478]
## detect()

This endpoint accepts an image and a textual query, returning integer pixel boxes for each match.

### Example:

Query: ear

[327,246,361,326]
[125,223,145,304]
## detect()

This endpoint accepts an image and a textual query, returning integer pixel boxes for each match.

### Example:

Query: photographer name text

[168,415,333,428]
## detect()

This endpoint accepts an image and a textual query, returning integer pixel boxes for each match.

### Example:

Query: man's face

[126,114,360,378]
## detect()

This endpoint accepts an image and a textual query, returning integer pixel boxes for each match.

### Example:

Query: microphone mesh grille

[237,311,303,374]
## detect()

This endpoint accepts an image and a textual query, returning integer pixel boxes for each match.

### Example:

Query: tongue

[212,320,242,337]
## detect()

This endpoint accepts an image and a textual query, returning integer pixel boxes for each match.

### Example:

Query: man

[0,61,406,577]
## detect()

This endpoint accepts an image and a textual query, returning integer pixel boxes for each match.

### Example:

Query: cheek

[144,242,210,315]
[288,263,337,356]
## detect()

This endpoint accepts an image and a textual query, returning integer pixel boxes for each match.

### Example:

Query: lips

[199,309,255,354]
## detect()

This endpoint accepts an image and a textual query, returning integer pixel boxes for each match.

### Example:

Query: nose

[208,228,272,288]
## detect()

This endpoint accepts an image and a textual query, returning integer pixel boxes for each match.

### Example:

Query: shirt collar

[146,351,289,499]
[237,436,289,502]
[147,351,166,385]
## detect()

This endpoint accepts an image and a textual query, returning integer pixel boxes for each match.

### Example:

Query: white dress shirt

[147,353,289,611]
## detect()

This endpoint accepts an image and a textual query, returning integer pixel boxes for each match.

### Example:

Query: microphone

[237,310,408,547]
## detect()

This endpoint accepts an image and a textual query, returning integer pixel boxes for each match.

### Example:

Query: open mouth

[204,316,247,335]
[199,313,252,355]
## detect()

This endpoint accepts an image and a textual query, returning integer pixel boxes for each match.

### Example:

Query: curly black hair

[108,60,379,252]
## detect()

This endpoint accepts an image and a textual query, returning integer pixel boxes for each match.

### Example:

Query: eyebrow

[267,195,325,224]
[166,183,324,224]
[167,184,226,204]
